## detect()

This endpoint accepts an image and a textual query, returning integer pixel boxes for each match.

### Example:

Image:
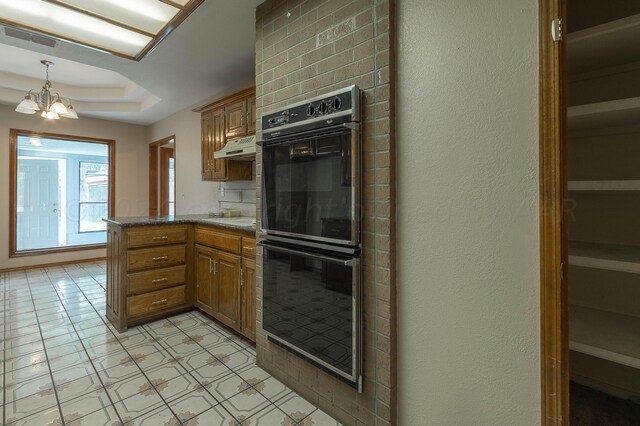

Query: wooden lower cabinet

[194,244,242,333]
[107,222,256,342]
[195,245,215,313]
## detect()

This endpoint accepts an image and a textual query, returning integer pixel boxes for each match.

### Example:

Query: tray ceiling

[0,0,204,60]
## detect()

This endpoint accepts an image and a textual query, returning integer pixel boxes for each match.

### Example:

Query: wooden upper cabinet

[200,111,213,180]
[195,87,255,182]
[247,96,256,135]
[211,107,227,180]
[225,99,247,139]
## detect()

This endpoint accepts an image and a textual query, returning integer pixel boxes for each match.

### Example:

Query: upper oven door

[261,124,360,247]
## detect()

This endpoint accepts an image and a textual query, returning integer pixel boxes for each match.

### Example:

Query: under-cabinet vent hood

[214,135,256,161]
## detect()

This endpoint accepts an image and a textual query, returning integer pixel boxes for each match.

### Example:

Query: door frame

[539,0,569,424]
[148,135,176,216]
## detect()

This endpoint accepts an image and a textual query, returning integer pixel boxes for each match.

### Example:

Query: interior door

[16,159,59,251]
[214,250,241,330]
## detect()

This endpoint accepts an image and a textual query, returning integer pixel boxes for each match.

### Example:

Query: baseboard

[0,257,106,273]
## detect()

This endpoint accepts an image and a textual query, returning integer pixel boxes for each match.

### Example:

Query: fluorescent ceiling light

[0,0,203,60]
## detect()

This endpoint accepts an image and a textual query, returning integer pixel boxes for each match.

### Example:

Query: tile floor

[1,261,342,426]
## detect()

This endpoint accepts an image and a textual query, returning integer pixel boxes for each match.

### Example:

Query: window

[10,130,115,256]
[79,162,109,233]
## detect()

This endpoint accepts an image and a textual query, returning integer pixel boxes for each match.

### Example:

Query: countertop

[103,214,257,233]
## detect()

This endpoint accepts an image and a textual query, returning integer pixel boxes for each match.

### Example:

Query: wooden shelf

[570,305,640,369]
[569,14,640,74]
[568,97,640,130]
[570,242,640,274]
[568,180,640,191]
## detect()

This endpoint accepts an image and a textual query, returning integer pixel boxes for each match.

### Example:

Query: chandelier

[15,60,78,120]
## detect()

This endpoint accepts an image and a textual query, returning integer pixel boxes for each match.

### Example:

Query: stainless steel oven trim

[260,125,361,247]
[261,249,362,389]
[260,85,360,120]
[257,241,357,266]
[262,110,353,136]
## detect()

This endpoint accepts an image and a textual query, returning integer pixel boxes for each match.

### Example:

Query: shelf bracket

[551,18,563,42]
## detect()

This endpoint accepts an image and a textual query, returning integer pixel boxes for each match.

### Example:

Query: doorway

[149,136,176,217]
[540,1,640,424]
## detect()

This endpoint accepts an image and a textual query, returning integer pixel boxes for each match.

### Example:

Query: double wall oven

[258,86,362,390]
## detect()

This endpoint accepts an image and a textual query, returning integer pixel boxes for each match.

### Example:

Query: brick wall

[254,0,396,425]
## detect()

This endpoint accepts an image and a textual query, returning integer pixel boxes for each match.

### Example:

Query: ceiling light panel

[54,0,180,34]
[0,0,152,56]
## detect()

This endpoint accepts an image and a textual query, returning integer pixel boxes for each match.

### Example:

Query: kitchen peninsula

[103,215,257,343]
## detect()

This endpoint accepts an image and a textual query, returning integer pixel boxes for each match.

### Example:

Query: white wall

[397,1,540,425]
[0,104,148,270]
[147,107,218,215]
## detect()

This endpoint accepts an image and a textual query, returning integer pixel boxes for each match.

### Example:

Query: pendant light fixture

[15,60,78,120]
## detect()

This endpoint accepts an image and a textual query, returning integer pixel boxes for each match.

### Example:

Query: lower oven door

[259,240,362,389]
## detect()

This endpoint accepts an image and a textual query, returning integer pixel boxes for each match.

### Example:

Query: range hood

[214,135,256,161]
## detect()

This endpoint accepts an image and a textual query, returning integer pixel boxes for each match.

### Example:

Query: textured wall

[396,0,541,424]
[254,0,396,425]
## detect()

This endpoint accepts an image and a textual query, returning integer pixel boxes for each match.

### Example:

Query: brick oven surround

[254,0,396,425]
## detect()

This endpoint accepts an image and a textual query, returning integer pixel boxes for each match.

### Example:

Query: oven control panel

[261,86,359,136]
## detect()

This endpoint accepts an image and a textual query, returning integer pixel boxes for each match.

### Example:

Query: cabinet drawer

[127,226,188,249]
[127,265,187,296]
[195,227,242,254]
[242,237,256,259]
[127,285,186,318]
[127,245,186,272]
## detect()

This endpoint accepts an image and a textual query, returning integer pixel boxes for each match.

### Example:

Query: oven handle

[257,241,358,266]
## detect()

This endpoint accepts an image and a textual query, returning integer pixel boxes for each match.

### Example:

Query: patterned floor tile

[60,388,112,423]
[1,262,340,426]
[257,376,293,403]
[220,389,271,420]
[124,406,179,426]
[4,391,58,423]
[166,387,219,423]
[276,394,318,424]
[181,404,241,425]
[240,405,296,426]
[113,388,164,422]
[66,405,121,426]
[6,405,62,426]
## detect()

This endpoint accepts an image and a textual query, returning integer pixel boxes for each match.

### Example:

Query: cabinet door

[195,245,215,314]
[241,258,256,342]
[225,99,247,139]
[212,107,227,180]
[214,251,241,331]
[247,96,256,135]
[200,111,213,180]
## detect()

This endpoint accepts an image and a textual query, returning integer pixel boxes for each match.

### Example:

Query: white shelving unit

[569,242,640,274]
[570,305,640,370]
[568,97,640,130]
[569,14,640,74]
[568,180,640,191]
[568,8,640,397]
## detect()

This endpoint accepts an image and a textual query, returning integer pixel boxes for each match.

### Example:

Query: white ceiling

[0,0,264,125]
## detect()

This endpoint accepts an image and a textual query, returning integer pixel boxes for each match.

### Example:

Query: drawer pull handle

[152,256,169,262]
[151,278,167,284]
[244,246,255,252]
[151,299,168,306]
[152,236,169,241]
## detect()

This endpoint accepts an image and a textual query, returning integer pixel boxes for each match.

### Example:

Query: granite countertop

[103,214,256,233]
